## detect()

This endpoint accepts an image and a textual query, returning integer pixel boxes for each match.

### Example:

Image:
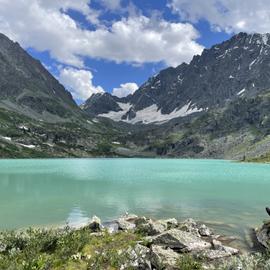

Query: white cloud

[0,0,203,67]
[112,82,138,98]
[100,0,122,10]
[169,0,270,34]
[58,67,104,100]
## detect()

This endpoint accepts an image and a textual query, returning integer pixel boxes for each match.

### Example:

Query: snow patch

[0,136,11,141]
[229,75,234,79]
[99,102,132,121]
[237,88,246,96]
[19,144,36,149]
[127,102,203,124]
[99,102,204,125]
[112,141,121,145]
[249,59,257,70]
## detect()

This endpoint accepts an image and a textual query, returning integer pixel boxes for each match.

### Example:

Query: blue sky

[0,0,267,103]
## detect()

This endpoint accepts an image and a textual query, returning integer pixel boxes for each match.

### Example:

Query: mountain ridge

[0,32,270,160]
[0,33,80,122]
[83,32,270,125]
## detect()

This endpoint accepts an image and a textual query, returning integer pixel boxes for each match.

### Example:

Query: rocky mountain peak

[82,32,270,125]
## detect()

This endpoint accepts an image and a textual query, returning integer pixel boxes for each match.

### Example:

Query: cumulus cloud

[169,0,270,34]
[112,82,138,98]
[58,67,104,100]
[0,0,203,67]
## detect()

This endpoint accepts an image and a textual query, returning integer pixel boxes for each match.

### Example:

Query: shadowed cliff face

[0,33,80,122]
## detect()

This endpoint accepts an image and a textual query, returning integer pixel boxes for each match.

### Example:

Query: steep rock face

[83,32,270,125]
[81,93,123,115]
[0,33,79,121]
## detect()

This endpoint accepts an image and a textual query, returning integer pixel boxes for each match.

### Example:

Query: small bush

[177,255,203,270]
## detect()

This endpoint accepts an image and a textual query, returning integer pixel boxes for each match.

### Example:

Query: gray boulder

[197,246,238,260]
[121,244,151,270]
[117,214,138,231]
[150,229,211,252]
[136,219,167,236]
[178,218,201,237]
[198,224,213,237]
[150,245,180,270]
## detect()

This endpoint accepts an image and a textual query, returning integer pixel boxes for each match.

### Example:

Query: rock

[198,224,213,237]
[256,223,270,248]
[117,214,138,231]
[135,216,149,226]
[155,218,178,230]
[197,245,238,260]
[212,239,223,249]
[122,213,139,222]
[102,221,119,234]
[136,219,167,236]
[164,218,178,229]
[88,215,102,232]
[150,229,211,252]
[178,218,201,237]
[118,218,136,231]
[150,245,180,270]
[0,243,6,253]
[121,244,151,270]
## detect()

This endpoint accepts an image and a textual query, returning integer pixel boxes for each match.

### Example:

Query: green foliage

[95,142,113,155]
[0,227,142,270]
[176,255,203,270]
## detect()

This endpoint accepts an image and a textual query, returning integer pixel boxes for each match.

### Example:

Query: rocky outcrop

[86,214,240,269]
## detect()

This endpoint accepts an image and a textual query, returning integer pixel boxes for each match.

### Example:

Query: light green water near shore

[0,159,269,243]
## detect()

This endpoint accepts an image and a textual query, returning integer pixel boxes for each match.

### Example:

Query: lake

[0,158,269,248]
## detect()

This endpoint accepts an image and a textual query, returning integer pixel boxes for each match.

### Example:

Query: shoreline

[0,214,269,269]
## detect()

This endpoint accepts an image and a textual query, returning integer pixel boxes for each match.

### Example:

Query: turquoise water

[0,159,269,240]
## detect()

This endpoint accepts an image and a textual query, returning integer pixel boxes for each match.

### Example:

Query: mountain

[1,31,270,160]
[83,32,270,125]
[0,33,125,158]
[0,33,80,122]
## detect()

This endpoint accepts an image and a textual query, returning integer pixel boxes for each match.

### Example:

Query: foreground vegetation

[0,227,206,270]
[1,214,270,270]
[0,227,143,270]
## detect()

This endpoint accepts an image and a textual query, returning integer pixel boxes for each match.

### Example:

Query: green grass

[0,227,143,270]
[176,255,203,270]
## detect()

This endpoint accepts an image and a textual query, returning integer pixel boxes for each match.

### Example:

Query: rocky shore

[0,214,270,269]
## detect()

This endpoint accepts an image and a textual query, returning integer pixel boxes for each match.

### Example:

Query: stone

[150,245,180,270]
[163,218,178,229]
[178,218,201,237]
[0,243,6,253]
[198,224,213,237]
[212,239,223,249]
[88,215,102,232]
[117,214,138,231]
[150,229,211,252]
[197,245,238,260]
[256,224,270,249]
[121,244,151,270]
[102,221,119,234]
[136,219,167,236]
